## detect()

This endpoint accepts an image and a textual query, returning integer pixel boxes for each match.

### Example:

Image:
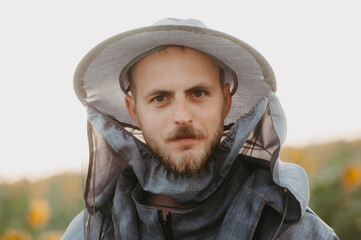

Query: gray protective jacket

[62,95,339,240]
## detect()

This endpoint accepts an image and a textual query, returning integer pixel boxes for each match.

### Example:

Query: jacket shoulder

[279,207,339,239]
[62,211,85,240]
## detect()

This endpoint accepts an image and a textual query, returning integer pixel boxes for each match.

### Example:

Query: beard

[141,124,224,175]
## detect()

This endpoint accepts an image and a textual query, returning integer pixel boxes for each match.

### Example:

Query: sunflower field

[1,139,360,239]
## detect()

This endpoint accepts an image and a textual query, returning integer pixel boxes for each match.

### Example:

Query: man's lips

[170,137,197,144]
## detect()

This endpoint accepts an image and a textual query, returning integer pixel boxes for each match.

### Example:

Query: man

[63,18,338,239]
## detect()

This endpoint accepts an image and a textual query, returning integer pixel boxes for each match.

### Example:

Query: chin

[163,150,209,175]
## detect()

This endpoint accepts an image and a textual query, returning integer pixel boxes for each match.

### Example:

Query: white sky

[1,0,360,183]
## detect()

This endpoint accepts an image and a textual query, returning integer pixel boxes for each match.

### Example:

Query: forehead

[130,46,220,93]
[135,45,217,65]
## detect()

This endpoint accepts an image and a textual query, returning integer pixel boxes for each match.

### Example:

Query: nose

[173,95,193,125]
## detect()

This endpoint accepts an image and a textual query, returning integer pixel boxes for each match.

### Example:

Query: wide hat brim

[74,18,276,126]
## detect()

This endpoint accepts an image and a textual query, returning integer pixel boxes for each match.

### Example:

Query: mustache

[164,126,207,141]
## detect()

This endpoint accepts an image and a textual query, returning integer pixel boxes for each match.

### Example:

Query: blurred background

[1,0,360,239]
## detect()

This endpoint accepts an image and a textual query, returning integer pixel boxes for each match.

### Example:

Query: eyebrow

[185,83,214,94]
[143,83,215,100]
[144,90,172,100]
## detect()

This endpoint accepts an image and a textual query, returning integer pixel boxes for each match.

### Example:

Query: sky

[1,0,360,183]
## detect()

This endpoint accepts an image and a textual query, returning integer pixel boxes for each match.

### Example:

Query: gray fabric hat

[74,18,276,127]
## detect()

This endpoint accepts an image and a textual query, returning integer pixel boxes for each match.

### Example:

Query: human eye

[152,95,166,103]
[192,90,207,98]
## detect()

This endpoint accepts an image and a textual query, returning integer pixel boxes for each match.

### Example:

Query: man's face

[125,46,231,175]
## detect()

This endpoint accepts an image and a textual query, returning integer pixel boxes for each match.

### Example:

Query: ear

[125,95,139,126]
[222,83,232,118]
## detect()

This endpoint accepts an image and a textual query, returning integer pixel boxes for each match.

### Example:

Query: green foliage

[0,182,29,232]
[280,139,361,240]
[0,173,83,238]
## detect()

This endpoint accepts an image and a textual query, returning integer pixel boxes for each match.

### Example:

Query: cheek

[137,108,171,136]
[198,101,224,125]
